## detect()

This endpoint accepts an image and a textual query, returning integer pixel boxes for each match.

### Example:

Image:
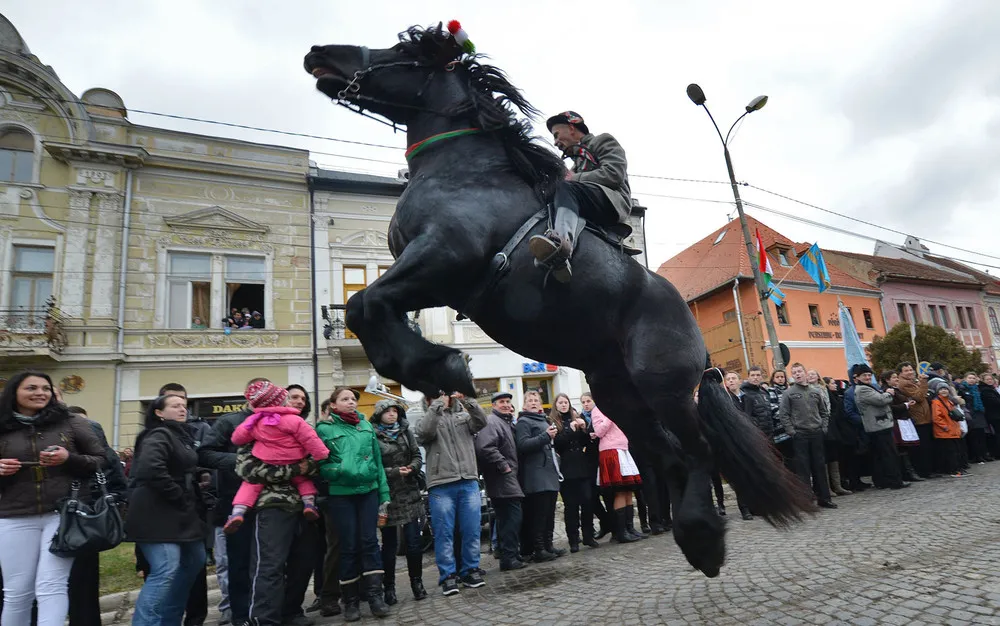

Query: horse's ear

[435,21,443,36]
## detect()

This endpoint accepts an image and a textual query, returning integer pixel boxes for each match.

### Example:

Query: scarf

[376,421,401,440]
[580,409,592,427]
[333,409,360,426]
[959,382,985,413]
[240,405,300,432]
[13,411,39,426]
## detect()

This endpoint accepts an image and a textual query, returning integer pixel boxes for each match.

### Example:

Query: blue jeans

[428,479,481,583]
[325,491,381,583]
[133,541,206,626]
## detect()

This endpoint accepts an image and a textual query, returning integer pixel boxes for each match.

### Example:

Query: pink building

[826,238,991,362]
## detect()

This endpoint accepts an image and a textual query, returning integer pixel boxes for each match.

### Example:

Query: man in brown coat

[529,111,632,283]
[896,362,938,478]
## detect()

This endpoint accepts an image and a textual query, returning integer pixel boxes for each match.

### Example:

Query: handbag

[49,470,125,557]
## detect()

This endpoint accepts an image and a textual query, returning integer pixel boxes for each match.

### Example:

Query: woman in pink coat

[587,393,643,543]
[224,381,329,533]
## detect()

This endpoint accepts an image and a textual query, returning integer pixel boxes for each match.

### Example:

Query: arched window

[989,307,1000,337]
[0,128,35,183]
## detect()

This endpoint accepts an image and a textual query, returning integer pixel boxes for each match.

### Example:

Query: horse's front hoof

[439,351,476,396]
[674,515,726,578]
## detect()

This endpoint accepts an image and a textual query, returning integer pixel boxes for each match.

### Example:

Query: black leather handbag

[49,470,125,557]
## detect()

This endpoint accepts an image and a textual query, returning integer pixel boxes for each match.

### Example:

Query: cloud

[841,1,1000,143]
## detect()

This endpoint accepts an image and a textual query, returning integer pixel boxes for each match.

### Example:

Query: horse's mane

[400,25,564,197]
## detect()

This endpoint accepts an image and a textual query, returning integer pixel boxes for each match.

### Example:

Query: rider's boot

[529,200,580,284]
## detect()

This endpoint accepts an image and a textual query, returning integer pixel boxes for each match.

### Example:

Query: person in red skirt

[589,397,643,543]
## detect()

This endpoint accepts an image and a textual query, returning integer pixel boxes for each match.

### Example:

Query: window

[11,245,54,310]
[226,256,266,326]
[523,377,553,410]
[965,307,977,329]
[940,306,950,327]
[474,378,501,409]
[778,250,791,267]
[342,266,368,339]
[808,304,821,327]
[862,308,874,330]
[990,308,1000,336]
[928,305,940,327]
[167,252,211,329]
[0,128,34,183]
[722,308,737,322]
[957,306,968,329]
[909,304,920,324]
[378,266,391,278]
[897,303,907,323]
[775,302,789,325]
[713,230,726,245]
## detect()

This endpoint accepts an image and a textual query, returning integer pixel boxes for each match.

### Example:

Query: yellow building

[0,16,312,446]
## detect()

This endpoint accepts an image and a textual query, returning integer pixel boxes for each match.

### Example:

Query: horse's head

[305,23,478,125]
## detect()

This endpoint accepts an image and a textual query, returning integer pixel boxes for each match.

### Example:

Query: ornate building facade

[0,16,313,445]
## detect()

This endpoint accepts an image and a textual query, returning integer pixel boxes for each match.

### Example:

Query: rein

[404,128,482,160]
[331,45,473,131]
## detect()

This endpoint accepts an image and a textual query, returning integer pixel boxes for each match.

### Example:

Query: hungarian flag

[755,229,784,305]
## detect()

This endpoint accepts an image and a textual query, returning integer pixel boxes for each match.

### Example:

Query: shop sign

[192,397,248,419]
[522,361,558,374]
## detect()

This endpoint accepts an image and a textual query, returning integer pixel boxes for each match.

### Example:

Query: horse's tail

[697,366,816,527]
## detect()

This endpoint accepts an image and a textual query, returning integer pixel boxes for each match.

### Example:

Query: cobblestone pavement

[217,462,1000,625]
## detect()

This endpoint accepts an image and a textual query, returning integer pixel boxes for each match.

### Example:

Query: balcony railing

[322,304,421,341]
[0,298,67,355]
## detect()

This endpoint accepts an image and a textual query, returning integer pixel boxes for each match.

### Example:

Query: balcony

[0,298,67,357]
[957,328,985,348]
[322,304,421,356]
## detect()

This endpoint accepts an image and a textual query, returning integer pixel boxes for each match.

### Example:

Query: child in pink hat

[224,381,330,533]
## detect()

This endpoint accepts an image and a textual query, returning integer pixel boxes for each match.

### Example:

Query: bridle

[329,45,473,131]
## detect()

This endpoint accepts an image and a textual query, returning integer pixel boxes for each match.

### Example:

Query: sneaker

[302,502,320,522]
[305,599,322,613]
[951,473,964,478]
[570,544,580,553]
[499,560,526,571]
[741,512,754,521]
[223,514,244,534]
[460,570,486,588]
[441,575,460,596]
[545,546,567,558]
[960,470,973,476]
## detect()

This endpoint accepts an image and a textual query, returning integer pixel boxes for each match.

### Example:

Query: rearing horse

[304,24,813,577]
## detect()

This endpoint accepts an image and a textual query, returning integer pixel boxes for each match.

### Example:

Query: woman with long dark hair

[126,394,208,625]
[0,370,104,626]
[550,393,599,553]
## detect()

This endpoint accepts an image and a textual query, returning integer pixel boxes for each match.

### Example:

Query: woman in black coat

[551,394,599,553]
[979,374,1000,459]
[126,395,207,626]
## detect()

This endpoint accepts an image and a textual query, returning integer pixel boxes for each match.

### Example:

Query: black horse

[304,24,813,577]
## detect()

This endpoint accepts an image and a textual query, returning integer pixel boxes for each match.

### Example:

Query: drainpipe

[309,186,320,422]
[733,278,750,371]
[112,169,134,449]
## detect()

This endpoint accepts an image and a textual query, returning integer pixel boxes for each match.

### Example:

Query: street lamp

[687,84,784,371]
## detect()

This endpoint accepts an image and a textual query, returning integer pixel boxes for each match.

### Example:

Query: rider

[529,111,633,283]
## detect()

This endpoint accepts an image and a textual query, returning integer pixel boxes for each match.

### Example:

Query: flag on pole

[799,243,832,293]
[755,229,784,305]
[839,300,869,376]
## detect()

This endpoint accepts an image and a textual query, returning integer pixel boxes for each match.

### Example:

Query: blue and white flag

[840,300,869,378]
[800,243,832,293]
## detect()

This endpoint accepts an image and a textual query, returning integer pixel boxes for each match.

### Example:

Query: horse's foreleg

[346,240,476,397]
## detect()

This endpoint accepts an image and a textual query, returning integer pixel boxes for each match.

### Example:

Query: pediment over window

[163,206,269,234]
[340,229,389,247]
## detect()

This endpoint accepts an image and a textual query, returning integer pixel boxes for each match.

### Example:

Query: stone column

[313,213,331,347]
[89,192,123,319]
[61,190,92,319]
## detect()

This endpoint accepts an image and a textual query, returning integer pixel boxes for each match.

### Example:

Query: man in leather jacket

[529,111,632,283]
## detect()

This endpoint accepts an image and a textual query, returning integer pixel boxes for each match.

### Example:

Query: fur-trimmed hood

[371,399,409,426]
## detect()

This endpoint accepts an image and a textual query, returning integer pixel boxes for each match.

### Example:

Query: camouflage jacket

[235,446,318,513]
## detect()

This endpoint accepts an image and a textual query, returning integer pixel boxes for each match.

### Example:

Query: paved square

[306,461,1000,625]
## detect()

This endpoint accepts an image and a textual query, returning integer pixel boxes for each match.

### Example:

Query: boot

[410,577,428,601]
[363,572,390,618]
[900,454,924,482]
[383,581,397,606]
[529,201,580,283]
[613,508,640,543]
[624,505,646,539]
[341,580,362,623]
[828,461,853,496]
[406,552,427,600]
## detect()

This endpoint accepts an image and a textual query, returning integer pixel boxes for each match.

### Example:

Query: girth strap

[458,208,547,320]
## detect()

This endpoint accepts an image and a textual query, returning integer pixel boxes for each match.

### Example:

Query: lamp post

[686,84,784,371]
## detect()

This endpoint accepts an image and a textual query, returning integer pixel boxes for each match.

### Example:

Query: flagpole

[772,253,806,290]
[909,321,920,366]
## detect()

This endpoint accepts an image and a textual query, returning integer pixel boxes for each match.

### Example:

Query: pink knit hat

[245,381,288,409]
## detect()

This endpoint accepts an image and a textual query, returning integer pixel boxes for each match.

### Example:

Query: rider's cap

[546,111,590,135]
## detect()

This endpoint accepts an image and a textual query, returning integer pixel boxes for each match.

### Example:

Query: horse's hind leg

[346,238,475,397]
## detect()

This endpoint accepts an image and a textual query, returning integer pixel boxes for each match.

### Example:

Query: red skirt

[598,448,643,489]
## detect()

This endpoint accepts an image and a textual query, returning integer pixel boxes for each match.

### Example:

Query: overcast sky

[6,1,999,273]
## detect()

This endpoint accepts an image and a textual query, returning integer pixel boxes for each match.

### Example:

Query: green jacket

[316,414,390,503]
